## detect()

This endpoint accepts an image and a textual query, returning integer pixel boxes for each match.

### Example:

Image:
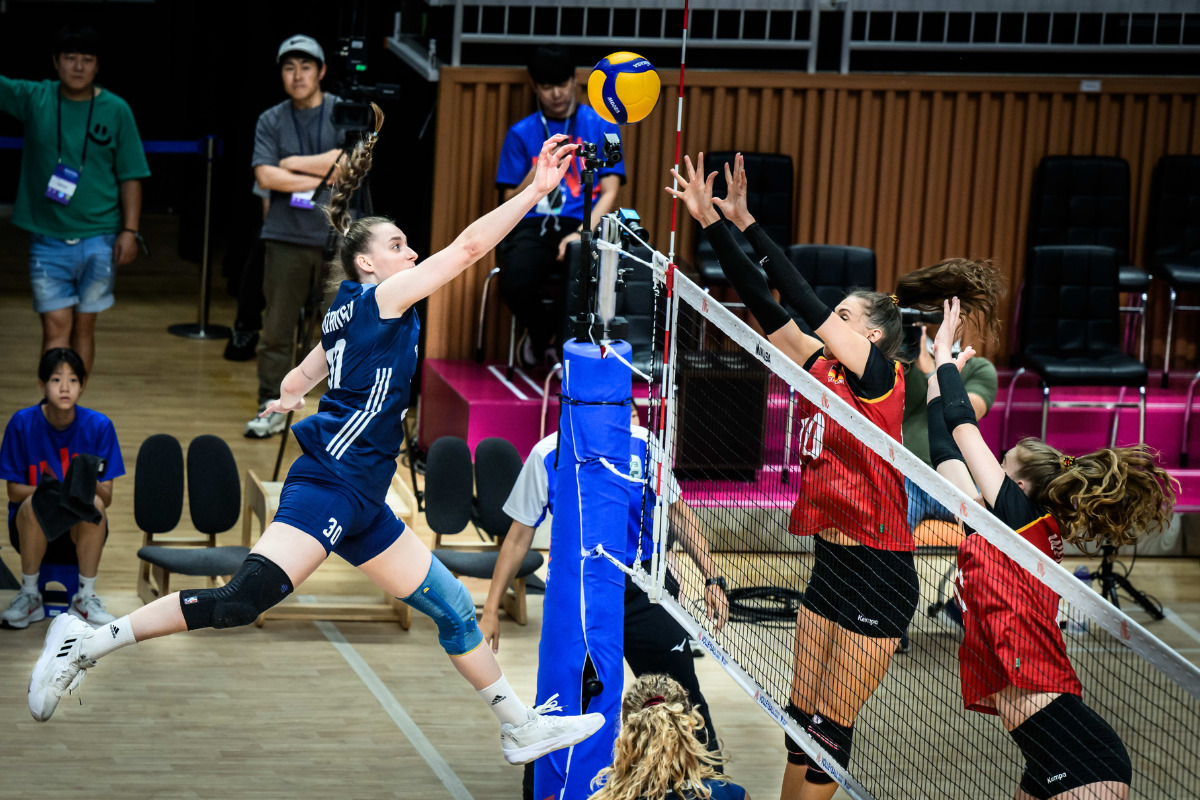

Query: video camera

[329,35,400,136]
[580,133,623,170]
[899,306,946,363]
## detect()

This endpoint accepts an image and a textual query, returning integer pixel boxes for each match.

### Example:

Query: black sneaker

[224,329,259,361]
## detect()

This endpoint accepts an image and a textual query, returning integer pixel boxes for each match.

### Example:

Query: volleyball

[587,51,661,125]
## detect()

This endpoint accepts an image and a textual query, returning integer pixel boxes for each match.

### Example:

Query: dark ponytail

[852,258,1005,361]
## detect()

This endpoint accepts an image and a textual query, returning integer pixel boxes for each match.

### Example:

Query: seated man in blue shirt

[494,45,625,368]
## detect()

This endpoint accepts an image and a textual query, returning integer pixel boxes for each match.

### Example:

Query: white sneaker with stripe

[28,613,96,721]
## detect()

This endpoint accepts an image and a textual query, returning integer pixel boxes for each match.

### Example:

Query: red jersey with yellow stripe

[955,479,1081,714]
[787,353,912,551]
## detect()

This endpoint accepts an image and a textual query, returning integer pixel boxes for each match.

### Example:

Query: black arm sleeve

[742,222,833,332]
[926,398,966,469]
[936,363,980,431]
[842,345,896,400]
[702,220,790,335]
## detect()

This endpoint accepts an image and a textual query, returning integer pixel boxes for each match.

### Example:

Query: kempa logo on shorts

[1047,773,1067,783]
[857,614,879,626]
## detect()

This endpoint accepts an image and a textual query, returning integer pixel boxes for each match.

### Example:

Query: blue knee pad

[401,556,483,656]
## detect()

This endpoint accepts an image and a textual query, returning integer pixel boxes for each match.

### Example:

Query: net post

[650,265,681,604]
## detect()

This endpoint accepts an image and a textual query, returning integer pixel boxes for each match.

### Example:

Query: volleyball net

[597,225,1200,800]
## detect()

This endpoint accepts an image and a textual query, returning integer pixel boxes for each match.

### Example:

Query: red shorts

[956,551,1081,715]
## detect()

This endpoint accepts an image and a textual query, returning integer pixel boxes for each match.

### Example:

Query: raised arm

[714,152,878,378]
[933,297,1006,506]
[374,135,576,315]
[666,153,821,366]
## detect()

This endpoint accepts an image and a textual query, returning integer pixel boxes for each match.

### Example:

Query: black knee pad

[803,713,854,784]
[179,554,294,630]
[785,703,812,766]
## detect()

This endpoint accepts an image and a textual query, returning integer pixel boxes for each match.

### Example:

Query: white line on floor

[306,602,475,800]
[1164,608,1200,647]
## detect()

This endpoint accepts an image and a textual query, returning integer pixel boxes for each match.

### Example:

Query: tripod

[1091,545,1163,620]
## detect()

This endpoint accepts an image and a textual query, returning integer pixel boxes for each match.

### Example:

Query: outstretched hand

[933,297,975,370]
[261,397,304,416]
[532,135,577,198]
[712,152,754,230]
[665,153,721,227]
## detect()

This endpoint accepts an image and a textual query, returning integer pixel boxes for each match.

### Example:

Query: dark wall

[0,0,439,286]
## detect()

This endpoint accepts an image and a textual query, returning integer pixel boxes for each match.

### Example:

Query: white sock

[477,676,529,726]
[81,615,136,661]
[21,572,39,595]
[78,574,97,597]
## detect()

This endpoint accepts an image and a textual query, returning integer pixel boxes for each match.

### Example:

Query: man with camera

[245,34,345,438]
[495,45,625,369]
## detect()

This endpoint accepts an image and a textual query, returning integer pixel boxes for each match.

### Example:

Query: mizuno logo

[491,695,506,706]
[671,640,687,652]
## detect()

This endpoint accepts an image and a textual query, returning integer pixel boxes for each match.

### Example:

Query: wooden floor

[1,216,1199,800]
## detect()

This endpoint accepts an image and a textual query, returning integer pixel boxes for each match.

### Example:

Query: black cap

[528,45,574,85]
[53,25,102,58]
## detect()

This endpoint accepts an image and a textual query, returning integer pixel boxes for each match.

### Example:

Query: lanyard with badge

[289,96,326,210]
[537,105,574,215]
[45,91,95,205]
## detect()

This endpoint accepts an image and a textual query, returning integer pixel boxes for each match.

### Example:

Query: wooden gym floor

[1,216,1199,800]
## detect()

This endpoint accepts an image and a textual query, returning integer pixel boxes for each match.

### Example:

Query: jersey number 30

[326,339,347,389]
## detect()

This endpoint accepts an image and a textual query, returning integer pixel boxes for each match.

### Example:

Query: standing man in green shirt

[0,26,150,374]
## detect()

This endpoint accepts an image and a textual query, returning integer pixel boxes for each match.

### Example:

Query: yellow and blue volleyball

[587,52,661,125]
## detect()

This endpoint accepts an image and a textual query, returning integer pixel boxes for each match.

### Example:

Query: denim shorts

[29,232,117,314]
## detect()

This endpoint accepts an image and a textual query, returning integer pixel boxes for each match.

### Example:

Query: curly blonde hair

[1011,438,1178,552]
[589,674,727,800]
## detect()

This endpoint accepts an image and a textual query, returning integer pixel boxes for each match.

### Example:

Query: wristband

[120,228,149,255]
[936,363,979,432]
[705,576,727,590]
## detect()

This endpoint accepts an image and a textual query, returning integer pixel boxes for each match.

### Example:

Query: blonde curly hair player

[590,674,749,800]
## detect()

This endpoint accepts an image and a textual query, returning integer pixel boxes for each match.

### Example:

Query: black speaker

[673,349,768,482]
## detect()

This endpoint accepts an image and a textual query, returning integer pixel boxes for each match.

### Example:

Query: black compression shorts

[801,536,919,638]
[1010,693,1132,799]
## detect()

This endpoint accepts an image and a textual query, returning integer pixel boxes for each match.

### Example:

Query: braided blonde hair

[589,674,727,800]
[321,103,388,290]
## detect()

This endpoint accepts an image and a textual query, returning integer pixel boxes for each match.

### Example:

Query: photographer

[245,34,345,438]
[495,45,625,369]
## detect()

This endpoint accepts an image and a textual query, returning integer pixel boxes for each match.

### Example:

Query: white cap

[277,34,324,65]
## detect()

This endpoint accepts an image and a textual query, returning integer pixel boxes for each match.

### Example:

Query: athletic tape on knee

[400,556,483,656]
[802,713,854,783]
[179,553,294,630]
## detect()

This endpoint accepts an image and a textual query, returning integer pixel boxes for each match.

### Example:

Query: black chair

[1026,156,1149,361]
[1001,246,1147,450]
[427,436,543,624]
[692,151,794,291]
[1146,155,1200,395]
[783,244,877,336]
[136,435,250,604]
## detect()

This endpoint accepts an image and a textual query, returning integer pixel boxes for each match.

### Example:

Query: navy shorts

[272,454,406,566]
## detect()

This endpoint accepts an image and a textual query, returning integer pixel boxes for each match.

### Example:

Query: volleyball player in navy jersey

[29,108,606,765]
[668,153,1004,799]
[926,297,1174,800]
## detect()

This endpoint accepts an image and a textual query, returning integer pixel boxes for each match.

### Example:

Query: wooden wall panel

[427,70,1200,366]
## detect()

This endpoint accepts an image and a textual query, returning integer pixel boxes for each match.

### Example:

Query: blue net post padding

[535,338,633,800]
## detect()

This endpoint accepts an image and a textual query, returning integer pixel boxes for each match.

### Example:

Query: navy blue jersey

[291,281,419,502]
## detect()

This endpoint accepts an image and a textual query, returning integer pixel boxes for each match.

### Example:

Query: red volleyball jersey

[787,350,912,551]
[955,479,1082,715]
